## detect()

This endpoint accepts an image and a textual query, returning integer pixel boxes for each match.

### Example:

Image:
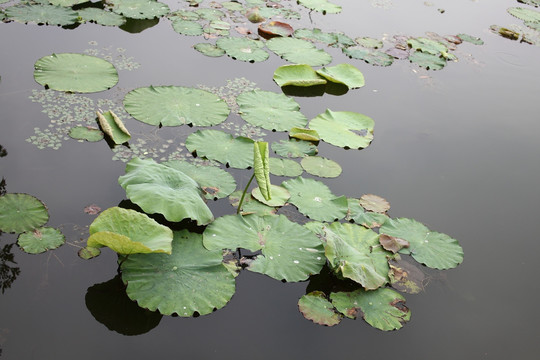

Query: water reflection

[0,241,20,295]
[281,82,349,97]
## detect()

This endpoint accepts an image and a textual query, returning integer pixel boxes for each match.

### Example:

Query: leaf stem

[236,172,255,215]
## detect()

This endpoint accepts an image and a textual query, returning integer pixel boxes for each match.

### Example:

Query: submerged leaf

[388,257,426,294]
[298,291,342,326]
[17,227,65,254]
[0,193,49,233]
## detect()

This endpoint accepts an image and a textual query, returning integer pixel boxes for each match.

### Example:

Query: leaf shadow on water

[119,18,159,34]
[281,83,349,97]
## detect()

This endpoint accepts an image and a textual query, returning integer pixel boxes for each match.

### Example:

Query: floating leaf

[294,28,337,45]
[355,37,383,49]
[266,37,332,66]
[121,230,236,316]
[229,191,277,216]
[123,86,229,127]
[117,158,214,225]
[456,33,484,45]
[77,8,126,27]
[310,109,374,149]
[253,142,271,200]
[258,21,294,38]
[272,139,318,158]
[237,90,308,131]
[171,19,203,36]
[282,177,348,222]
[108,0,170,20]
[380,218,464,269]
[508,7,540,23]
[298,0,342,14]
[34,53,118,93]
[269,158,303,177]
[203,214,325,282]
[343,47,394,66]
[379,234,409,254]
[407,37,448,55]
[252,185,290,207]
[88,206,173,255]
[359,194,390,213]
[346,198,389,228]
[5,4,78,26]
[273,64,327,87]
[330,287,411,331]
[289,127,320,142]
[78,246,101,260]
[193,43,225,57]
[216,37,269,62]
[0,193,49,233]
[408,51,447,70]
[323,222,390,290]
[301,156,342,178]
[185,129,254,169]
[246,7,265,23]
[316,63,365,89]
[69,126,104,142]
[195,8,225,21]
[388,257,426,294]
[298,291,342,326]
[17,227,64,254]
[96,110,131,145]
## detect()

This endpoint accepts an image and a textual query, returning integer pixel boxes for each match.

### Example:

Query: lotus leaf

[323,222,390,290]
[525,21,540,31]
[298,291,342,326]
[330,287,410,331]
[0,193,49,233]
[309,109,374,149]
[271,139,318,158]
[193,43,225,57]
[88,206,173,255]
[108,0,170,20]
[123,86,229,127]
[301,156,342,178]
[17,227,65,254]
[172,19,203,36]
[273,64,327,87]
[79,246,101,260]
[237,90,308,131]
[407,37,448,55]
[5,4,78,26]
[342,47,394,66]
[316,64,365,89]
[388,258,426,294]
[332,32,356,47]
[117,158,214,225]
[34,53,119,93]
[346,198,389,228]
[229,191,277,216]
[96,110,131,145]
[169,9,199,21]
[222,1,244,11]
[293,28,337,45]
[269,158,303,177]
[252,185,290,207]
[281,177,348,222]
[246,7,265,23]
[216,37,269,62]
[195,8,225,21]
[121,230,236,316]
[289,127,320,142]
[355,37,383,49]
[359,194,390,213]
[163,160,236,200]
[518,0,540,7]
[380,218,463,269]
[185,129,254,169]
[68,126,104,142]
[253,142,271,200]
[203,214,325,282]
[408,51,447,70]
[258,21,294,38]
[77,8,126,27]
[379,234,409,254]
[266,38,332,66]
[298,0,342,14]
[456,33,484,45]
[508,7,540,23]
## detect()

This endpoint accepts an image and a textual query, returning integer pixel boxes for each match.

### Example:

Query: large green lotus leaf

[342,47,394,66]
[298,291,342,326]
[323,222,390,290]
[5,4,78,26]
[121,230,236,316]
[96,110,131,145]
[273,64,327,87]
[408,51,447,70]
[109,0,170,19]
[88,206,173,254]
[185,129,254,169]
[330,287,410,331]
[195,8,225,21]
[281,177,348,222]
[118,158,213,225]
[203,214,325,282]
[17,227,65,254]
[77,8,126,26]
[237,90,308,131]
[266,38,332,66]
[252,185,290,207]
[69,126,104,142]
[171,19,203,36]
[309,109,374,149]
[355,37,383,49]
[0,193,49,233]
[508,7,540,23]
[229,191,277,216]
[163,160,236,200]
[123,86,229,127]
[294,28,338,45]
[34,53,118,93]
[194,43,225,57]
[407,37,448,55]
[300,156,342,178]
[380,218,463,270]
[216,37,269,62]
[298,0,342,14]
[346,198,389,228]
[269,157,303,177]
[316,64,365,89]
[271,139,318,158]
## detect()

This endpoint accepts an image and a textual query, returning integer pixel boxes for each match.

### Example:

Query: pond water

[1,0,540,359]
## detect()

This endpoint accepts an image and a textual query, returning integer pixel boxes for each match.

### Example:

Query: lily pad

[359,194,390,213]
[185,129,254,169]
[456,33,484,45]
[237,90,308,131]
[301,156,342,178]
[269,157,303,177]
[266,37,332,66]
[407,37,448,55]
[96,110,131,145]
[346,198,389,228]
[216,37,269,62]
[294,28,338,45]
[289,127,320,142]
[323,222,390,290]
[355,37,383,49]
[77,8,126,27]
[203,214,325,282]
[298,0,342,14]
[34,53,118,93]
[117,158,214,225]
[343,47,394,66]
[88,206,173,255]
[17,227,65,254]
[5,4,78,26]
[195,8,225,21]
[388,257,426,294]
[409,51,447,70]
[273,64,327,87]
[0,193,49,233]
[309,109,375,149]
[253,141,271,200]
[330,287,411,331]
[252,185,290,207]
[258,21,294,38]
[121,230,236,316]
[193,43,225,57]
[271,139,318,158]
[108,0,170,20]
[229,191,277,216]
[282,177,348,222]
[68,126,104,142]
[123,86,229,127]
[380,218,464,269]
[508,7,540,23]
[171,19,203,36]
[298,291,342,326]
[316,63,365,89]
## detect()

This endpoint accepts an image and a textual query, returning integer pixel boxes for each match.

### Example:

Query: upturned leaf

[96,110,131,145]
[253,142,271,201]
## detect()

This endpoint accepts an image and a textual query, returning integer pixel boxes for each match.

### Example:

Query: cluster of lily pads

[490,1,540,46]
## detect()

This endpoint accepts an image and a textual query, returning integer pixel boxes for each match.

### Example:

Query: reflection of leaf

[0,243,20,294]
[96,110,131,145]
[253,142,271,200]
[298,291,342,326]
[0,193,49,234]
[17,227,65,254]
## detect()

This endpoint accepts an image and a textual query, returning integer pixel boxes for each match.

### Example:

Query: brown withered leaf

[388,257,426,294]
[379,234,409,253]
